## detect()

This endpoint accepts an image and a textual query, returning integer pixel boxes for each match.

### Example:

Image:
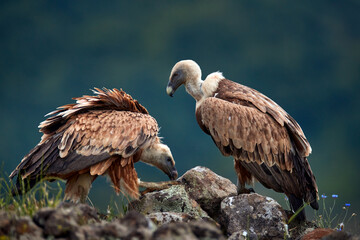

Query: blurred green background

[1,0,359,218]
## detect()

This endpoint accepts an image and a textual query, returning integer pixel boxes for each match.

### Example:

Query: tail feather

[288,194,306,221]
[10,135,62,195]
[11,174,40,196]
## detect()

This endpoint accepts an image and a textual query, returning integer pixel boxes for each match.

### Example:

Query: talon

[237,187,255,194]
[139,180,180,194]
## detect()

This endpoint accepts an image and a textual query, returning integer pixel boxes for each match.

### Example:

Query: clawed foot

[237,187,255,195]
[139,180,180,195]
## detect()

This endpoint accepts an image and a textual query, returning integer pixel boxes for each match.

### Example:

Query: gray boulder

[33,202,99,238]
[152,220,225,240]
[0,212,43,240]
[147,212,196,225]
[129,184,210,220]
[179,166,237,220]
[72,211,156,240]
[220,193,288,239]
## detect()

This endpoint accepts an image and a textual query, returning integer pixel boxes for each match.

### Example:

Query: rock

[71,221,128,240]
[152,222,197,240]
[0,211,43,239]
[33,202,99,238]
[288,220,317,240]
[228,230,258,240]
[189,220,226,240]
[179,166,237,220]
[148,212,196,225]
[301,228,334,240]
[321,230,360,240]
[0,211,12,236]
[152,220,225,240]
[72,211,156,240]
[220,193,287,239]
[129,184,210,220]
[12,216,43,240]
[118,211,157,239]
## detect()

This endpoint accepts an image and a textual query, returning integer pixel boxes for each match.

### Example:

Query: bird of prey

[10,88,178,202]
[166,60,318,220]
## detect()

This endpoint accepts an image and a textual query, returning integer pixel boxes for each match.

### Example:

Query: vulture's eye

[167,157,172,163]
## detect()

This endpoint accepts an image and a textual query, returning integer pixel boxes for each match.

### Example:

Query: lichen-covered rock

[129,184,210,220]
[33,202,99,238]
[320,230,360,240]
[288,220,317,240]
[148,212,196,226]
[72,211,156,240]
[118,211,157,239]
[152,220,225,240]
[0,211,43,240]
[0,211,12,236]
[179,166,237,220]
[71,221,128,240]
[220,193,287,239]
[228,230,258,240]
[189,220,226,240]
[301,228,334,240]
[152,222,197,240]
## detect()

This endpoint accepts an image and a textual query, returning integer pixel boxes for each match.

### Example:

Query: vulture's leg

[64,173,97,203]
[236,178,255,194]
[234,159,255,194]
[139,180,180,195]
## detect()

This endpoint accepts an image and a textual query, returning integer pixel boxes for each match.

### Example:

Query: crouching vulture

[10,88,178,202]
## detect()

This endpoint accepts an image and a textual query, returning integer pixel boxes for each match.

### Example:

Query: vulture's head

[167,60,202,97]
[140,143,178,180]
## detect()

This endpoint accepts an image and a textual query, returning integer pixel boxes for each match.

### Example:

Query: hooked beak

[167,71,184,97]
[166,168,178,180]
[166,85,174,97]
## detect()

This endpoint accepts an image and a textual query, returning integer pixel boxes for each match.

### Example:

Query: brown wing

[196,97,318,205]
[197,97,294,171]
[10,110,158,194]
[215,79,311,157]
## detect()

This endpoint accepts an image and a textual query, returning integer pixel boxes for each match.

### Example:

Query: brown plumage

[167,60,318,220]
[10,88,177,202]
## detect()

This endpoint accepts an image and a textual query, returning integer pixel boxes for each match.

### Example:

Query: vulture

[10,88,178,202]
[166,60,318,220]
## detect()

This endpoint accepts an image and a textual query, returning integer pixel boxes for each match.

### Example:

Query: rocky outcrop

[2,166,357,239]
[129,184,211,221]
[147,212,196,225]
[33,202,99,238]
[0,211,42,239]
[219,193,288,239]
[179,166,237,220]
[73,211,157,240]
[152,220,225,240]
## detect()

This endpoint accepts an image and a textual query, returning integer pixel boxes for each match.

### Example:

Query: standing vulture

[166,60,318,220]
[10,88,178,202]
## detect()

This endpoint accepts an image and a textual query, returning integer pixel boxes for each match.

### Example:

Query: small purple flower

[332,194,338,198]
[321,194,327,199]
[345,203,350,207]
[284,196,288,201]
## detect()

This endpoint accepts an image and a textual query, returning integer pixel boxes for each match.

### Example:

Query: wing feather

[197,97,292,171]
[197,86,318,205]
[12,110,158,180]
[215,79,311,157]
